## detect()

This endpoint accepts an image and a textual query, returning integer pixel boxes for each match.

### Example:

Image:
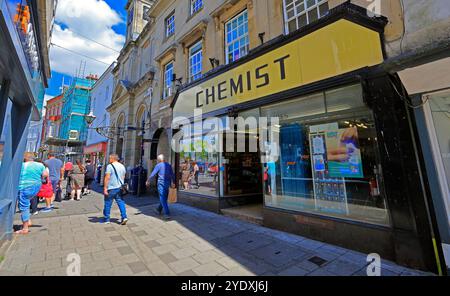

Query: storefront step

[221,204,264,226]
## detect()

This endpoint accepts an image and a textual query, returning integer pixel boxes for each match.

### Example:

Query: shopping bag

[55,187,62,202]
[168,187,177,204]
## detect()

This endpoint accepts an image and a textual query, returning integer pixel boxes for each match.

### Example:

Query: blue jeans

[103,188,127,221]
[157,183,170,216]
[18,184,41,222]
[50,179,59,194]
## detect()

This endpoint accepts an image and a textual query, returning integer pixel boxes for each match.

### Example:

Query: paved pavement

[0,185,433,276]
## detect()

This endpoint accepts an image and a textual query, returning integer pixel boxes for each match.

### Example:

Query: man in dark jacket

[146,154,175,220]
[83,159,95,195]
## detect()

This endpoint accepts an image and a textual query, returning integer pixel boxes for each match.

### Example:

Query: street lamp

[84,111,96,126]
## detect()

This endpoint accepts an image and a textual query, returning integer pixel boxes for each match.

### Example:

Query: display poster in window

[325,127,364,178]
[309,124,349,215]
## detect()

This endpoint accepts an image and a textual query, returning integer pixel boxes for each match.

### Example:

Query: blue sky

[45,0,128,99]
[107,0,128,36]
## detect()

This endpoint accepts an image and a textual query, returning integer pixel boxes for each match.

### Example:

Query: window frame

[143,5,150,21]
[165,12,175,38]
[188,40,203,82]
[190,0,203,16]
[283,0,329,34]
[163,61,174,99]
[224,10,249,65]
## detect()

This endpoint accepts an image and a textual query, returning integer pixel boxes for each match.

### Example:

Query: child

[37,166,54,213]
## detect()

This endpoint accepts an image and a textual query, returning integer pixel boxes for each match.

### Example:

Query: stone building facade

[106,0,450,272]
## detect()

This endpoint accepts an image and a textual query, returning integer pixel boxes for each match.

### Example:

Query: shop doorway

[219,114,264,221]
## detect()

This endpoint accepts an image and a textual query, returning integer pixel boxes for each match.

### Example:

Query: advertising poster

[325,127,364,179]
[309,123,350,215]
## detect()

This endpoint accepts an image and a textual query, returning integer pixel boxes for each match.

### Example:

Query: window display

[261,84,390,226]
[178,124,219,197]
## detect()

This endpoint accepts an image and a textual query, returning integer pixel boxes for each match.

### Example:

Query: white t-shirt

[105,162,126,190]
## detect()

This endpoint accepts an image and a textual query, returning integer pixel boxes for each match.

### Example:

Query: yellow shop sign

[173,19,384,119]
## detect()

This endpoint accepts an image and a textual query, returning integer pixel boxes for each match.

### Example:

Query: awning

[84,142,107,154]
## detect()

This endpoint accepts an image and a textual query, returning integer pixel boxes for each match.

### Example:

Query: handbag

[111,164,129,196]
[168,187,177,204]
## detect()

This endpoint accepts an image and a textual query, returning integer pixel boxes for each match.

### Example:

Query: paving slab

[0,185,429,276]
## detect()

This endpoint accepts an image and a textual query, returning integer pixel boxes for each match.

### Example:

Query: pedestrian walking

[29,158,44,215]
[83,159,95,195]
[192,161,200,189]
[16,152,48,234]
[38,162,54,213]
[64,159,73,180]
[180,160,191,190]
[70,160,86,201]
[103,154,128,225]
[146,154,175,220]
[44,153,64,206]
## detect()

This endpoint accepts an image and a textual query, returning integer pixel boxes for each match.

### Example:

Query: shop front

[0,1,50,244]
[394,53,450,273]
[171,5,440,272]
[84,142,107,166]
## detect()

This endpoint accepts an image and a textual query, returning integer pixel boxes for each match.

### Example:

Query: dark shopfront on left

[171,6,446,273]
[0,0,50,244]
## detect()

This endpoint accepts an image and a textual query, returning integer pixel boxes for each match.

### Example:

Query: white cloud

[50,0,125,77]
[44,94,53,104]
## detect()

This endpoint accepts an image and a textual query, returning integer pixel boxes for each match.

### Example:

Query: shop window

[428,92,450,195]
[189,41,203,82]
[163,61,174,99]
[165,12,175,37]
[190,0,203,15]
[225,10,249,64]
[178,124,219,197]
[283,0,329,34]
[261,84,390,226]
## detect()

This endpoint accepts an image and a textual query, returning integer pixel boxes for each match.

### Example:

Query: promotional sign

[309,124,349,215]
[325,127,364,178]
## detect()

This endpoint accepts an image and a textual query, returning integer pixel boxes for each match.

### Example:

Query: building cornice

[177,20,208,47]
[155,44,177,63]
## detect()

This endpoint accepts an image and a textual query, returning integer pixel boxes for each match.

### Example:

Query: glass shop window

[428,91,450,195]
[261,84,390,226]
[178,122,220,197]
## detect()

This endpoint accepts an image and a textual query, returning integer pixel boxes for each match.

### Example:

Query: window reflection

[261,84,390,226]
[179,127,219,196]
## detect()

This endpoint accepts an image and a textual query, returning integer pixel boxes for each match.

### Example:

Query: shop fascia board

[171,2,388,110]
